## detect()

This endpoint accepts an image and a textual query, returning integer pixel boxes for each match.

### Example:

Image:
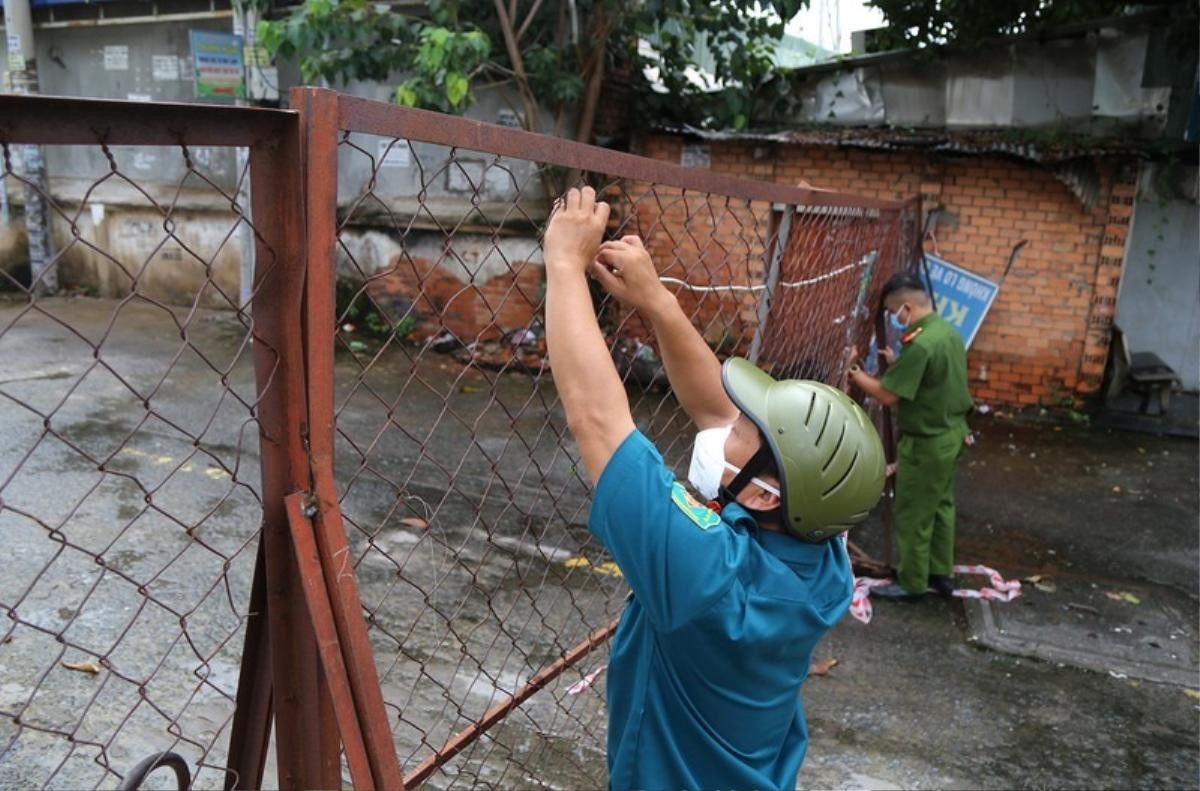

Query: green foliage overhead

[259,0,811,134]
[865,0,1190,51]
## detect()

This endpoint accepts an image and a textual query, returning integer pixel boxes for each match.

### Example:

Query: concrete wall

[1,20,553,313]
[787,25,1183,136]
[12,16,242,190]
[1115,164,1200,390]
[1,16,243,301]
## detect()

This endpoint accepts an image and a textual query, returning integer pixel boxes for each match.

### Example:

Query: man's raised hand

[544,186,610,276]
[591,236,670,314]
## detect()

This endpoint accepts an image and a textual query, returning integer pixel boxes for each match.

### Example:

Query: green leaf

[395,82,419,107]
[445,71,469,107]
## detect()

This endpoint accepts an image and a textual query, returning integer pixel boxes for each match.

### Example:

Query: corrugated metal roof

[656,123,1163,163]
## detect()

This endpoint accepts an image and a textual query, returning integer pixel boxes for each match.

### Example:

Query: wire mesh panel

[0,108,288,789]
[324,95,920,788]
[1,90,919,791]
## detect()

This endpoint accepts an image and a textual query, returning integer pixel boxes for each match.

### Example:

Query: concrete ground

[0,297,1196,790]
[798,415,1200,790]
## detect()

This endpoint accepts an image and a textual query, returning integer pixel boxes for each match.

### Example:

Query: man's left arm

[544,187,635,484]
[849,369,899,407]
[846,349,901,407]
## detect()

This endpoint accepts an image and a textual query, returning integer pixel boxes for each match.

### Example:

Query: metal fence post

[748,204,793,364]
[224,543,272,790]
[293,86,406,790]
[242,109,342,790]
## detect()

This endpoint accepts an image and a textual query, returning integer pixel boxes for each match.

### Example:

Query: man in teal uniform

[848,272,973,600]
[543,187,886,790]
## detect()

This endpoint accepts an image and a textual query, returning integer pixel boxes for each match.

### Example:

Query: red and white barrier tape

[566,664,607,695]
[850,564,1022,624]
[950,564,1022,601]
[849,577,895,624]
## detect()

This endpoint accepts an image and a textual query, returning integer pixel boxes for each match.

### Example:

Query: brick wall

[637,134,1137,408]
[613,185,769,355]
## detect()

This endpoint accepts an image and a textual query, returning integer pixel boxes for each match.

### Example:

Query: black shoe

[871,582,924,601]
[929,575,956,598]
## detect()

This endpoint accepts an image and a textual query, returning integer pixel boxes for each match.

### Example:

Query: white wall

[1115,164,1200,390]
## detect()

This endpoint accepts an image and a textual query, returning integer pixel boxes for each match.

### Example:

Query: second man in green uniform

[849,272,973,599]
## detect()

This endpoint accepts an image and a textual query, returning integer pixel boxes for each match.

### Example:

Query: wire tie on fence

[177,139,193,172]
[99,141,118,172]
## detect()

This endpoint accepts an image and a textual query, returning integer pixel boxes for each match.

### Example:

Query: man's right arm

[847,342,928,407]
[592,238,739,430]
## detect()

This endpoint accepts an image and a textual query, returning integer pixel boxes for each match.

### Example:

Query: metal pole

[3,0,57,294]
[244,109,342,790]
[233,1,255,311]
[748,205,793,364]
[294,86,406,791]
[874,302,896,569]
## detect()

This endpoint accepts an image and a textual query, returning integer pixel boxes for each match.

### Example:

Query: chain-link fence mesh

[328,102,920,788]
[2,92,918,791]
[0,134,275,789]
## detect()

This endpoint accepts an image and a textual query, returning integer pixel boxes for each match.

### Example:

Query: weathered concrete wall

[1115,164,1200,389]
[2,20,551,311]
[47,206,242,306]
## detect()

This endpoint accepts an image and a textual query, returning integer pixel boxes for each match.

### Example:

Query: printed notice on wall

[496,108,524,129]
[6,33,23,71]
[104,45,130,71]
[681,143,711,169]
[189,30,244,101]
[446,160,485,192]
[376,139,412,168]
[152,55,180,81]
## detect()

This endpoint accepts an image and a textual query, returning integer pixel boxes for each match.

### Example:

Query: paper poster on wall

[188,31,244,102]
[496,108,524,129]
[104,45,129,71]
[152,55,180,81]
[447,159,485,192]
[6,32,24,71]
[245,62,279,101]
[376,139,412,168]
[681,143,711,168]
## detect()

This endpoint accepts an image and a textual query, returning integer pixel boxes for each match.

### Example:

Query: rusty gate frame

[293,87,915,788]
[0,93,341,790]
[3,89,918,790]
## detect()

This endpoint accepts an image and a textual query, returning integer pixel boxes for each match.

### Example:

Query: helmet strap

[718,443,782,524]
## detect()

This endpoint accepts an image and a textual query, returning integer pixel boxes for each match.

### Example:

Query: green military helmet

[721,357,886,542]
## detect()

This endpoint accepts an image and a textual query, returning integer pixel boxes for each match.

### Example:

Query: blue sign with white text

[919,253,999,349]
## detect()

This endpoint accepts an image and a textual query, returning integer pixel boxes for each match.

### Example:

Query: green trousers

[894,424,968,594]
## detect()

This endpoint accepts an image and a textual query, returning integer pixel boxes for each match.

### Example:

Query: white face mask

[687,425,781,502]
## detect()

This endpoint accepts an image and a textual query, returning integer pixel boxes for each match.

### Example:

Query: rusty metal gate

[0,89,920,789]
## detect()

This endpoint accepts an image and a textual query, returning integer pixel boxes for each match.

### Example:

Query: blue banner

[865,253,999,374]
[919,253,999,349]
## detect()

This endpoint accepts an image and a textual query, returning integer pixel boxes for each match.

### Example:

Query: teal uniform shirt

[589,429,853,791]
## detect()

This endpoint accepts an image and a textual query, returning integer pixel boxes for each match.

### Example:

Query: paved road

[1,297,1196,789]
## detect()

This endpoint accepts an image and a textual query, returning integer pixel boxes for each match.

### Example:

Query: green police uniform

[880,312,973,594]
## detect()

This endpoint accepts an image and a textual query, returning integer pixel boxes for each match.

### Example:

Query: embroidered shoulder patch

[670,482,721,531]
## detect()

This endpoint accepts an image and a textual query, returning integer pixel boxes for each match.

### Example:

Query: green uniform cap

[721,357,886,542]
